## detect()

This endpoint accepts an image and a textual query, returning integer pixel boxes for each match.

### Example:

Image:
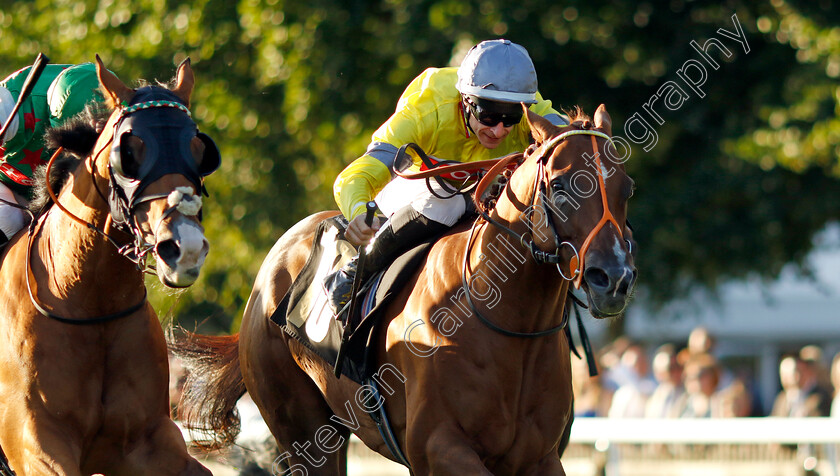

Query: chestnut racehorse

[177,106,635,475]
[0,56,218,475]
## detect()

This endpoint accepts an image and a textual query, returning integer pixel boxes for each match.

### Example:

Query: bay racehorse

[0,56,219,475]
[176,105,635,475]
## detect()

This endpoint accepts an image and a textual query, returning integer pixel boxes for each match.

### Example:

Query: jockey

[324,39,569,315]
[0,62,105,246]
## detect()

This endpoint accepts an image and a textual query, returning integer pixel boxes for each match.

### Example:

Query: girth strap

[362,378,412,469]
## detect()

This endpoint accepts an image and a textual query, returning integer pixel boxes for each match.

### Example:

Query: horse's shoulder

[427,220,471,256]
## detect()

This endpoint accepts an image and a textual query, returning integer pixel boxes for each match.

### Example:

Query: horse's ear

[525,108,554,144]
[171,58,194,106]
[594,104,612,136]
[95,54,134,107]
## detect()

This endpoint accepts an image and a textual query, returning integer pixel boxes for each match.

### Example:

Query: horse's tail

[168,329,245,451]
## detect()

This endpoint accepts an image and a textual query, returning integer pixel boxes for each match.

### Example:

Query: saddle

[269,215,440,384]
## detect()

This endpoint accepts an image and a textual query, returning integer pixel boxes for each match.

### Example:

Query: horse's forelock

[562,106,591,126]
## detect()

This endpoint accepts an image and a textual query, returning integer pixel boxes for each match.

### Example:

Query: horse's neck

[471,224,569,317]
[469,162,570,330]
[40,162,141,294]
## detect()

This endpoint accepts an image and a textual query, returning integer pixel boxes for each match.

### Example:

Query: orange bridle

[527,128,624,287]
[565,135,624,288]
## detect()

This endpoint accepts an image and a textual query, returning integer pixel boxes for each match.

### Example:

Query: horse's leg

[557,412,573,458]
[102,417,210,476]
[3,415,84,476]
[87,314,211,476]
[407,426,493,476]
[240,303,350,475]
[238,212,349,475]
[520,455,567,476]
[409,427,566,476]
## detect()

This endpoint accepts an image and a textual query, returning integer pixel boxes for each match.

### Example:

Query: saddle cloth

[269,216,436,384]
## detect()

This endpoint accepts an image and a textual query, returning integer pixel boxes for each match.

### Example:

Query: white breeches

[375,176,467,227]
[0,182,26,240]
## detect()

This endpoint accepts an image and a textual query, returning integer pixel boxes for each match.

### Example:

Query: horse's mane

[31,104,112,214]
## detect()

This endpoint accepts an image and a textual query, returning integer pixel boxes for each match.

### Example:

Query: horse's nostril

[155,239,180,263]
[617,276,631,295]
[584,267,610,290]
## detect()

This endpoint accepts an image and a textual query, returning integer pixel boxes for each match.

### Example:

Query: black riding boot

[323,206,449,316]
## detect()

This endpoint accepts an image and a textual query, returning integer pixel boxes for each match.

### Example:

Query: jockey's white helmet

[456,39,538,104]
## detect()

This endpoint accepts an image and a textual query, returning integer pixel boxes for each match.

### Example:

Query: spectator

[599,336,632,392]
[715,378,753,417]
[675,353,722,418]
[797,353,833,417]
[168,352,187,419]
[645,344,685,418]
[771,355,831,417]
[831,352,840,417]
[799,345,833,404]
[770,355,800,417]
[607,344,655,418]
[687,326,715,356]
[679,326,733,391]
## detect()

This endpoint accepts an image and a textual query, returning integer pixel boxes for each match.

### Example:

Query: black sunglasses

[465,97,523,128]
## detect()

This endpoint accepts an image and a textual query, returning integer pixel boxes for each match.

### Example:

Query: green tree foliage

[0,0,836,330]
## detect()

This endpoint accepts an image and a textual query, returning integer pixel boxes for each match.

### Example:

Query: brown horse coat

[0,57,213,475]
[178,106,635,475]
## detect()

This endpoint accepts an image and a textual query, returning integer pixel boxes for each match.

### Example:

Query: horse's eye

[550,180,571,208]
[117,135,144,178]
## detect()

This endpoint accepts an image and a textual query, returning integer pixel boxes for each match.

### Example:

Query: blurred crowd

[572,326,839,419]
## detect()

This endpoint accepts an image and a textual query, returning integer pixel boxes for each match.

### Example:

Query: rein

[392,143,521,199]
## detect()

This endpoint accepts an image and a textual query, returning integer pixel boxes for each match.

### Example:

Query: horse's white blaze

[173,220,207,270]
[611,235,630,298]
[611,235,626,262]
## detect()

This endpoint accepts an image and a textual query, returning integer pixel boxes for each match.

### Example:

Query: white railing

[181,418,840,476]
[567,417,840,476]
[570,417,840,444]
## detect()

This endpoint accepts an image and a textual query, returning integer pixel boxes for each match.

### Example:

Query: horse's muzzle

[582,241,637,318]
[154,216,209,287]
